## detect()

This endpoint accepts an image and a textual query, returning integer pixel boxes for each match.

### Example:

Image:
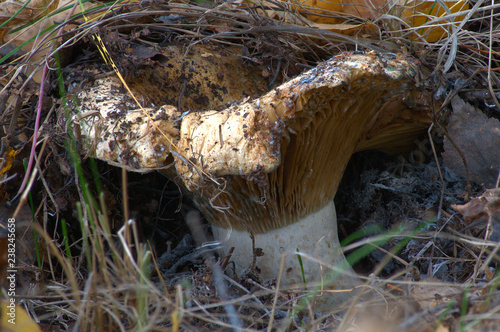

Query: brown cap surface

[174,52,433,233]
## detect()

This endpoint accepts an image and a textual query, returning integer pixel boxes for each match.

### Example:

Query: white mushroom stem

[212,200,359,302]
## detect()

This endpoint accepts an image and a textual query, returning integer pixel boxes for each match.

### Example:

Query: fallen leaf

[452,189,500,241]
[1,0,93,82]
[342,0,386,19]
[0,146,17,178]
[0,0,59,29]
[484,267,494,281]
[435,323,450,332]
[400,0,469,42]
[443,96,500,188]
[412,277,464,310]
[451,197,488,221]
[0,301,42,332]
[291,0,344,24]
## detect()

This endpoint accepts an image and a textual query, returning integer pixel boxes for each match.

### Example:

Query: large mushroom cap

[71,50,434,306]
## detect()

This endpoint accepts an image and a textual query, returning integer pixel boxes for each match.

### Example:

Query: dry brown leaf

[0,0,59,28]
[452,189,500,241]
[1,0,95,82]
[484,266,494,281]
[342,0,386,19]
[0,302,42,332]
[452,196,489,221]
[412,277,464,310]
[443,96,500,188]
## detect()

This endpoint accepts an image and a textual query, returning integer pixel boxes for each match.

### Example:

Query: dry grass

[1,0,500,331]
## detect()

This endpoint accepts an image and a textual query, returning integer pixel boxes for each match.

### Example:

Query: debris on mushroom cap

[175,106,283,191]
[74,76,181,171]
[119,43,270,112]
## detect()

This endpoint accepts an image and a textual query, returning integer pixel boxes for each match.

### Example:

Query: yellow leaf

[401,0,469,42]
[435,323,450,332]
[342,0,386,19]
[1,301,42,332]
[0,146,17,178]
[289,0,343,24]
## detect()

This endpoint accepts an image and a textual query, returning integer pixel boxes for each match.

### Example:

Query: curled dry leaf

[1,0,91,82]
[452,189,500,241]
[0,0,59,29]
[412,277,468,310]
[0,0,65,44]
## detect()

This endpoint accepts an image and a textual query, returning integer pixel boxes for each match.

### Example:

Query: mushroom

[72,52,433,306]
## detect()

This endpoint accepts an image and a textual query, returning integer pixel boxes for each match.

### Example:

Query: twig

[185,210,244,332]
[267,255,287,332]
